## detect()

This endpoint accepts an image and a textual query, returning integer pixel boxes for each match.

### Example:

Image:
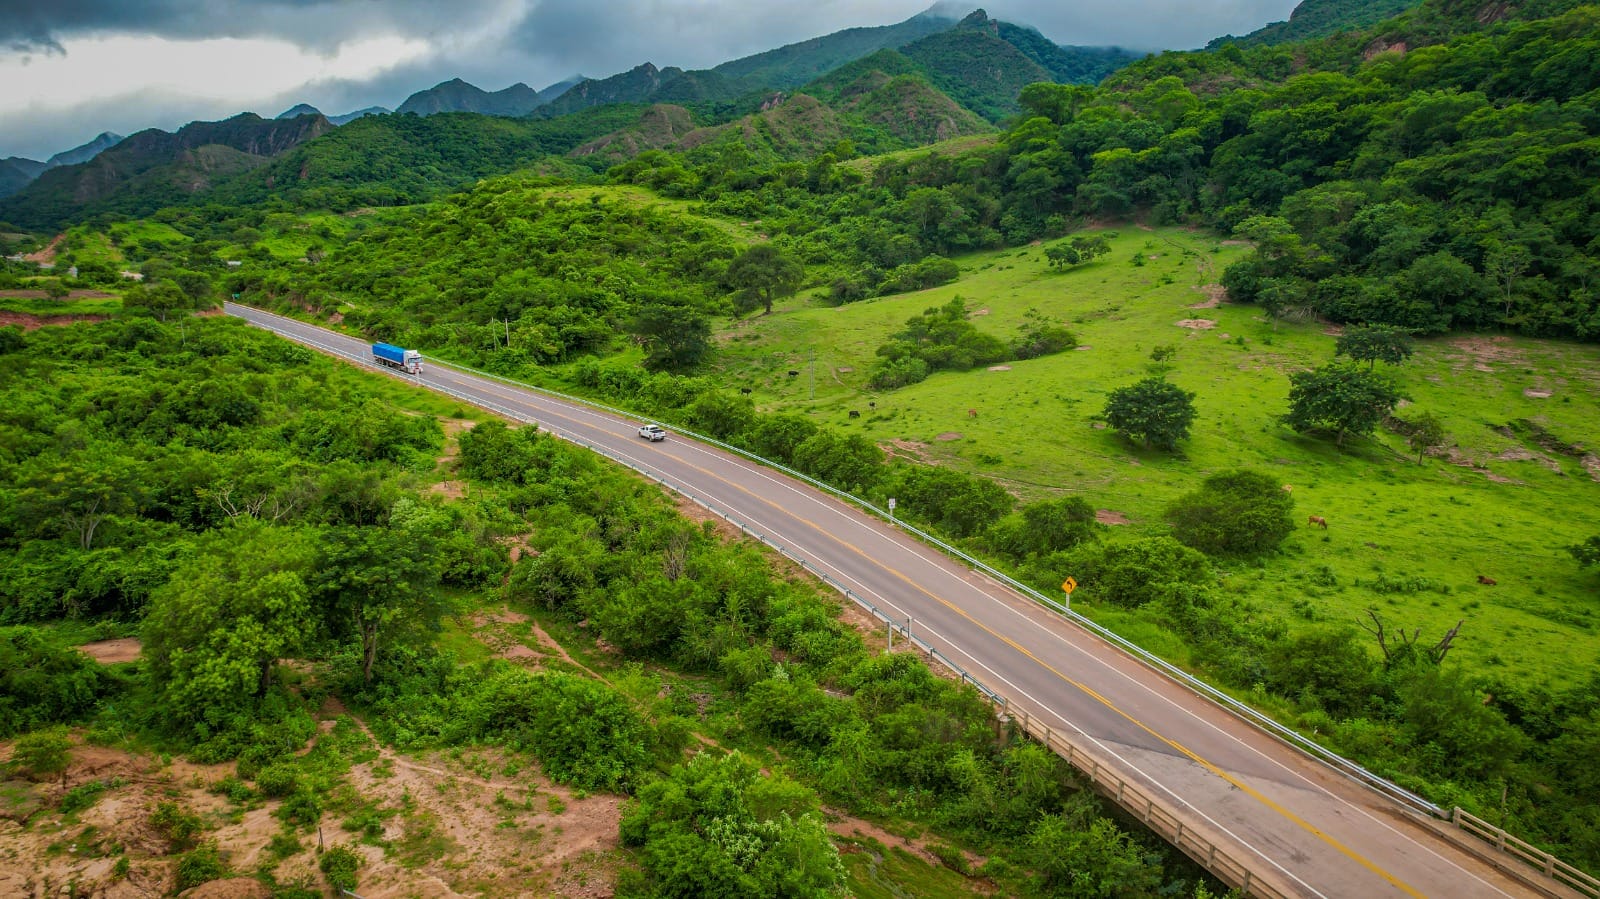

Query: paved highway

[228,303,1551,899]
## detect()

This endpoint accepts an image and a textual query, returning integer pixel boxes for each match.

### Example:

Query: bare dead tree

[1430,619,1464,664]
[662,529,692,582]
[1361,610,1464,665]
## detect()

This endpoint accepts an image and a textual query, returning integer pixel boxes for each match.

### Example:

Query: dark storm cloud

[506,1,922,79]
[0,0,510,53]
[502,1,1300,78]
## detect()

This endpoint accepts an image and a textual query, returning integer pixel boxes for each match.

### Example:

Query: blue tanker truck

[371,342,423,374]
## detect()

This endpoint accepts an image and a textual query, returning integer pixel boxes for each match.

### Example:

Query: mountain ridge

[0,132,126,200]
[0,113,331,228]
[396,79,542,117]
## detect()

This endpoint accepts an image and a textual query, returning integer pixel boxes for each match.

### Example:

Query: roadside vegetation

[0,317,1221,896]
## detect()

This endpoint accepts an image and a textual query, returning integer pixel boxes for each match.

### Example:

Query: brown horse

[1477,575,1497,586]
[1307,515,1328,529]
[967,408,979,418]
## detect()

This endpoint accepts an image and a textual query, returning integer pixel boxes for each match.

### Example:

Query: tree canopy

[1165,469,1296,556]
[1103,377,1197,451]
[1284,362,1404,448]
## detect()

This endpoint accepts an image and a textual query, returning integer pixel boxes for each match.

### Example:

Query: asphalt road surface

[228,302,1555,899]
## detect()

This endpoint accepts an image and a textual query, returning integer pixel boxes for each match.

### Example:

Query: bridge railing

[1450,809,1599,898]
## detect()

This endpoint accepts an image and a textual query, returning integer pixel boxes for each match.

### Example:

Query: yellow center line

[674,451,1421,898]
[449,366,1423,898]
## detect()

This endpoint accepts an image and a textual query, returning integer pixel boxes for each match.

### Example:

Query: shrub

[59,779,112,814]
[1165,469,1295,556]
[0,627,110,737]
[867,355,929,390]
[319,844,363,891]
[151,801,204,852]
[9,727,72,781]
[1103,378,1197,451]
[254,763,301,798]
[1068,538,1211,607]
[175,843,228,890]
[888,465,1014,538]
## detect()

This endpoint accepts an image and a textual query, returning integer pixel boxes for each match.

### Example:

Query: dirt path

[23,233,64,265]
[77,637,142,664]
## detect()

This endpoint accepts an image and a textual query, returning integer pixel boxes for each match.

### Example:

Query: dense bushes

[619,752,844,899]
[361,660,654,792]
[1067,537,1211,608]
[868,298,1077,390]
[1165,469,1296,556]
[0,628,116,737]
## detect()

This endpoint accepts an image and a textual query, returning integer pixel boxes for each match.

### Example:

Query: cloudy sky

[0,0,1299,161]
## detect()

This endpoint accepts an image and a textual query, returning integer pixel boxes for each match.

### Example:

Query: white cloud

[0,33,433,117]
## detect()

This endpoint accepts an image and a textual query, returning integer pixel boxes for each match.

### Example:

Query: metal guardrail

[230,305,1592,896]
[409,350,1443,816]
[566,438,1295,897]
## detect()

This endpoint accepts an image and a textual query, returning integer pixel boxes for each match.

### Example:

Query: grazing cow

[848,410,860,419]
[739,387,753,394]
[1307,515,1328,529]
[1282,484,1293,493]
[967,408,979,418]
[787,370,799,376]
[868,401,876,409]
[1477,575,1497,586]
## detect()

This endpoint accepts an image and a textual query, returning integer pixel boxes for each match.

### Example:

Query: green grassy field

[54,226,123,267]
[0,292,123,316]
[708,227,1600,688]
[106,220,188,255]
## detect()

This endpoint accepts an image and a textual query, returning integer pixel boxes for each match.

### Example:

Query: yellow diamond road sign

[1062,577,1078,594]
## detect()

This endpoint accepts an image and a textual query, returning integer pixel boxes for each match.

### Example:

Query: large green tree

[726,244,803,316]
[311,525,444,682]
[1335,323,1415,368]
[1284,362,1402,448]
[1102,377,1197,451]
[633,303,712,371]
[143,524,317,730]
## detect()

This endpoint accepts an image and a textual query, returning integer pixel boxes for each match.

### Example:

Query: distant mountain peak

[44,131,124,169]
[276,103,322,119]
[397,78,542,117]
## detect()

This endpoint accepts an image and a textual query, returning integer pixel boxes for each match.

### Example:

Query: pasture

[708,227,1600,687]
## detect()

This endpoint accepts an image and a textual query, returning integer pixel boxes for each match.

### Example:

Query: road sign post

[1062,576,1077,610]
[888,497,896,525]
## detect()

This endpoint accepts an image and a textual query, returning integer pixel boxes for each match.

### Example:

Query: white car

[638,424,667,441]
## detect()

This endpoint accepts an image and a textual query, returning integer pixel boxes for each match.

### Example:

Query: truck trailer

[372,342,423,374]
